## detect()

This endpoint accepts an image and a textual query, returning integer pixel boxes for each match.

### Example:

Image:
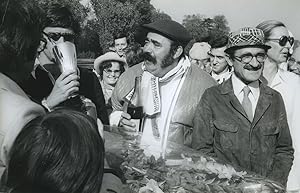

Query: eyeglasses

[233,53,267,64]
[43,32,75,42]
[208,52,226,62]
[266,36,294,46]
[104,69,121,75]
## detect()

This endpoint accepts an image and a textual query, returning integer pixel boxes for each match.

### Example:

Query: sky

[150,0,300,40]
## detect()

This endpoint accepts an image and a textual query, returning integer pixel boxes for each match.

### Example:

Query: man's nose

[250,57,260,67]
[143,42,153,53]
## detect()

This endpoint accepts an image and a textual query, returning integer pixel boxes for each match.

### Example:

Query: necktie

[242,86,253,121]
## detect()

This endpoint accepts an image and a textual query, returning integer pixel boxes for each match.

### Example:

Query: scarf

[125,57,190,116]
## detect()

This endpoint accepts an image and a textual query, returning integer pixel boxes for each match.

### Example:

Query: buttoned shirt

[231,73,260,117]
[211,69,232,84]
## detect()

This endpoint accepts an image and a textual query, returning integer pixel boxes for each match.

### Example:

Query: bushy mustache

[141,52,156,64]
[243,63,263,71]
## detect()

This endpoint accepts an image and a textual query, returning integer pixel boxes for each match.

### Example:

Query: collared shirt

[211,69,232,84]
[231,73,260,117]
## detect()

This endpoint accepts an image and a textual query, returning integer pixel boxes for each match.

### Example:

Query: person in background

[124,44,144,67]
[6,109,105,193]
[20,2,109,125]
[189,42,212,73]
[192,27,293,187]
[110,20,216,157]
[113,33,129,59]
[287,46,300,75]
[208,35,232,84]
[94,52,126,115]
[0,0,45,187]
[257,20,300,193]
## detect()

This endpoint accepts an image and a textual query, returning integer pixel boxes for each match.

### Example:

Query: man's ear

[173,46,183,59]
[225,54,233,67]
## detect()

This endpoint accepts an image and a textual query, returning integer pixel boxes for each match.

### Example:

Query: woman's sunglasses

[43,32,75,42]
[266,36,294,47]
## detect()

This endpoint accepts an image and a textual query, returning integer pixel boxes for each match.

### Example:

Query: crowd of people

[1,0,300,193]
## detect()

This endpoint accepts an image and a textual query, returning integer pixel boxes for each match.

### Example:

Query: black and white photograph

[0,0,299,192]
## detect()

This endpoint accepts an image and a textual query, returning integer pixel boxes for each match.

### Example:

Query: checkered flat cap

[225,27,271,53]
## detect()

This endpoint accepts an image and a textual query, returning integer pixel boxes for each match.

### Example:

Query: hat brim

[225,44,271,54]
[94,55,125,74]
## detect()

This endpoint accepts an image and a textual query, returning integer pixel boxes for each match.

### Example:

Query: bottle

[126,76,144,134]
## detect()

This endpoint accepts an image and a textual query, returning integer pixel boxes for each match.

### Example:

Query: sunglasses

[43,32,75,42]
[266,36,294,46]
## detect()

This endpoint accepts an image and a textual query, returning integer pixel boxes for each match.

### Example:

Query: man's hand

[45,71,79,109]
[118,112,138,137]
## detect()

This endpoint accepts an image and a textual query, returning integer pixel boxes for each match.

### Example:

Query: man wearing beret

[192,27,294,187]
[110,20,216,157]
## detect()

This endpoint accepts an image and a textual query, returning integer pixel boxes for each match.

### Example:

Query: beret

[94,52,126,74]
[225,27,271,54]
[142,20,192,47]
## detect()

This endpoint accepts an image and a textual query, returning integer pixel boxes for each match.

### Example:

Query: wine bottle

[126,76,144,133]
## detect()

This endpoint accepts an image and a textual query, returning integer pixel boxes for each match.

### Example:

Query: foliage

[151,9,172,22]
[77,20,103,58]
[34,0,88,28]
[183,14,230,43]
[89,0,172,53]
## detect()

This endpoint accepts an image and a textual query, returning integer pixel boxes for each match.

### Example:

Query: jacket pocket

[259,123,279,152]
[213,120,238,149]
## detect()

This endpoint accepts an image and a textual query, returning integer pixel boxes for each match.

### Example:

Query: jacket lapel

[220,78,249,120]
[252,83,273,127]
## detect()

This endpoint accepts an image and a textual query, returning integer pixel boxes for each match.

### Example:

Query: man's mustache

[243,63,263,71]
[141,52,156,64]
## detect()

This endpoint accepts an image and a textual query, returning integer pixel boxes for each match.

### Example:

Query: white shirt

[141,74,182,158]
[231,73,260,117]
[211,69,232,84]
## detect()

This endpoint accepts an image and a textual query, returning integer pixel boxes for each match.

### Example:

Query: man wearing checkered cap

[192,27,294,187]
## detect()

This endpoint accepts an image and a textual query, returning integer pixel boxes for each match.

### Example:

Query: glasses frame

[233,53,267,65]
[266,36,295,47]
[103,68,121,76]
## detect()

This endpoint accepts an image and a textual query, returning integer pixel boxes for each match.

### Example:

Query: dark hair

[209,35,228,49]
[42,3,81,35]
[125,44,143,67]
[0,0,43,74]
[7,109,105,193]
[99,60,126,79]
[256,20,286,40]
[113,32,128,41]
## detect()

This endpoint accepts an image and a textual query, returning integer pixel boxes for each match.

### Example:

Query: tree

[35,0,88,27]
[182,14,230,43]
[89,0,171,53]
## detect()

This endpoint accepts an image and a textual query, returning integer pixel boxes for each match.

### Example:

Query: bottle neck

[131,76,142,107]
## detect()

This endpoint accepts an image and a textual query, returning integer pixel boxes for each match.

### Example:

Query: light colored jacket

[0,73,45,184]
[110,61,216,146]
[270,70,300,191]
